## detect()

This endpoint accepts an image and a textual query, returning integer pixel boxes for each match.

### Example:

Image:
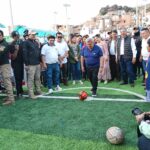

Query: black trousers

[82,61,87,80]
[133,58,145,80]
[87,67,99,93]
[109,55,120,81]
[60,63,68,83]
[12,64,24,95]
[40,70,47,87]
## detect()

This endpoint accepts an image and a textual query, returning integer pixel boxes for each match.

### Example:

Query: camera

[132,108,150,121]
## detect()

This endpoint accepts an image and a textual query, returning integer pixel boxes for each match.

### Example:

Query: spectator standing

[23,30,42,99]
[140,28,150,85]
[41,35,62,94]
[108,30,120,81]
[95,34,111,84]
[9,31,24,98]
[132,27,144,80]
[68,34,83,85]
[55,32,69,86]
[0,30,15,105]
[117,28,137,87]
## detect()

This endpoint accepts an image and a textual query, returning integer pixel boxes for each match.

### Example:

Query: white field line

[0,93,146,102]
[37,95,146,103]
[0,87,146,103]
[44,87,145,100]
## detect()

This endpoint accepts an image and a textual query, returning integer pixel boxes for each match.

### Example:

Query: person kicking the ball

[81,37,103,97]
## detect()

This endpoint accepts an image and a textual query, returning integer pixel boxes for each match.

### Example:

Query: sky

[0,0,149,30]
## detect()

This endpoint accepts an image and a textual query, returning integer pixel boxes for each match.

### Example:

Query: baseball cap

[28,30,37,35]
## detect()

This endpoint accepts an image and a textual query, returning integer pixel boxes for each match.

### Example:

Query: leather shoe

[29,95,37,100]
[120,82,128,85]
[34,91,42,96]
[2,100,15,106]
[130,83,135,87]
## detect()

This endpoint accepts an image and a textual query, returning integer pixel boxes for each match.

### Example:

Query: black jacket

[23,39,41,66]
[133,31,142,58]
[0,39,9,65]
[9,39,24,68]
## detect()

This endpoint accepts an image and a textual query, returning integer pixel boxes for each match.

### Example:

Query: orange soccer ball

[79,91,88,101]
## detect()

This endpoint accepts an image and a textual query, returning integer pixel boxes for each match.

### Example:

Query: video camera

[132,108,150,121]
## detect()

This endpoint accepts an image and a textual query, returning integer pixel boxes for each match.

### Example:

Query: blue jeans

[71,62,81,80]
[47,63,60,89]
[138,135,150,150]
[142,60,147,72]
[120,56,135,84]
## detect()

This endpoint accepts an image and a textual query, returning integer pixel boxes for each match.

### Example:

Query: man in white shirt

[41,35,62,94]
[108,30,120,81]
[140,28,150,76]
[55,32,69,86]
[117,28,137,87]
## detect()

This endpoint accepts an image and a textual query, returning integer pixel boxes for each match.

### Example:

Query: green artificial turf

[0,78,148,150]
[0,128,137,150]
[0,98,150,150]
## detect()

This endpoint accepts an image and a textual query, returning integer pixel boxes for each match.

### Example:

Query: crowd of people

[0,25,150,105]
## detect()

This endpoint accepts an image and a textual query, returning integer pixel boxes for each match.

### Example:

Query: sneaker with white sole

[92,91,97,97]
[72,80,76,85]
[55,86,62,91]
[79,80,83,85]
[48,89,53,94]
[104,80,108,84]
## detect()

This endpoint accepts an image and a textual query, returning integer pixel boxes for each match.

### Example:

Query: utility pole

[53,11,58,32]
[9,0,14,29]
[136,0,139,26]
[143,0,147,26]
[63,3,71,40]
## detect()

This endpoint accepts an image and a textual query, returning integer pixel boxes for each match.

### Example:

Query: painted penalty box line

[0,87,145,102]
[0,94,146,102]
[44,87,145,100]
[37,95,146,103]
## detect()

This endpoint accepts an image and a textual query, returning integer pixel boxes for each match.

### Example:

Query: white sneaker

[48,89,53,94]
[55,86,62,91]
[79,80,83,85]
[72,80,76,85]
[104,80,108,84]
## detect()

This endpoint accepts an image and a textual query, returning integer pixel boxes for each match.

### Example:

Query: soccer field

[0,80,149,150]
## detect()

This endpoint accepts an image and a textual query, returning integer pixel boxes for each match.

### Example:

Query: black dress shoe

[92,91,97,97]
[119,82,128,85]
[130,83,135,87]
[16,94,23,99]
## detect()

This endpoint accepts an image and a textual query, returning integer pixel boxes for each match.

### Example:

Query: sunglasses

[57,36,62,39]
